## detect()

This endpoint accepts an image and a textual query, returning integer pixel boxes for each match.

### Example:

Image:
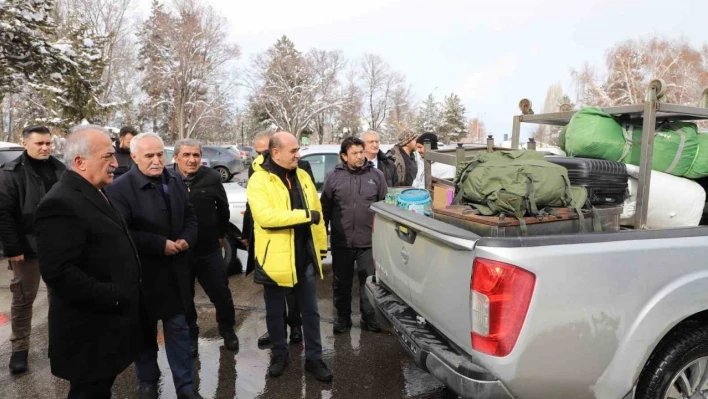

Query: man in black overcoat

[106,132,202,399]
[34,125,144,399]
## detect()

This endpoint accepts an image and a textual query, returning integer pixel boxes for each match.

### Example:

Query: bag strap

[525,175,540,216]
[664,122,688,175]
[619,123,635,163]
[585,198,602,233]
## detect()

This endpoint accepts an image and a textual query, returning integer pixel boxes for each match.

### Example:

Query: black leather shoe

[360,311,382,333]
[257,332,272,349]
[305,359,333,382]
[268,354,290,377]
[8,350,28,374]
[222,330,239,352]
[177,389,204,399]
[139,386,159,399]
[289,326,303,344]
[190,338,198,358]
[333,316,352,334]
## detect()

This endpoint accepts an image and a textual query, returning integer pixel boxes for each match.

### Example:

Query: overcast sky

[137,0,707,142]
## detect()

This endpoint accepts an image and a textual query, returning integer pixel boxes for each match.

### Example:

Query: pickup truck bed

[368,202,708,399]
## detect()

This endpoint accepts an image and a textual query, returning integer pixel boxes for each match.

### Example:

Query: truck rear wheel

[635,322,708,399]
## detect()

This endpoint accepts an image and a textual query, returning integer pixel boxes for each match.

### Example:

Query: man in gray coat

[320,137,387,334]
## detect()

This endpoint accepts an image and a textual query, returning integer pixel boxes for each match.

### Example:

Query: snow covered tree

[439,93,466,143]
[333,66,363,142]
[308,49,345,144]
[138,0,240,140]
[0,0,71,99]
[415,94,442,135]
[572,37,708,107]
[1,0,110,129]
[247,36,346,139]
[383,83,416,142]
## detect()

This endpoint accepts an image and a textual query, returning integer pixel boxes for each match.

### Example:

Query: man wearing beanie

[385,131,418,186]
[412,132,457,188]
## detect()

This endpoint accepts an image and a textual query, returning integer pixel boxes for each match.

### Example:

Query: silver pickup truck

[366,202,708,399]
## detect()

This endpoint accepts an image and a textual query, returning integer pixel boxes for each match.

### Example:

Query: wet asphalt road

[0,258,459,399]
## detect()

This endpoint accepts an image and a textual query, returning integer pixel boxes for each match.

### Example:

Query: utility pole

[241,121,244,146]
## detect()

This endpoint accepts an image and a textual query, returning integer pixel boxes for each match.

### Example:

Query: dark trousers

[185,248,236,339]
[67,376,116,399]
[285,291,301,329]
[135,314,195,395]
[263,264,321,360]
[332,248,375,316]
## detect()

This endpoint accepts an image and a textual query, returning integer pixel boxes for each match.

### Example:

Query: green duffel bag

[453,150,588,221]
[564,107,627,161]
[625,121,699,177]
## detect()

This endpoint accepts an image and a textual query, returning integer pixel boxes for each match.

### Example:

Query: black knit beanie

[416,132,438,150]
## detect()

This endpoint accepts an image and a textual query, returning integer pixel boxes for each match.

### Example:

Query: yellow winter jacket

[246,155,328,287]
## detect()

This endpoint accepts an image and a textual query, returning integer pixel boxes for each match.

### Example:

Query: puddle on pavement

[146,308,455,399]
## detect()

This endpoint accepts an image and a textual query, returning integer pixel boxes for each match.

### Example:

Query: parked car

[168,145,243,182]
[0,142,24,165]
[222,181,248,275]
[228,145,254,168]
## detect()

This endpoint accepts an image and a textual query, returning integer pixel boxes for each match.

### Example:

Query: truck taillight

[470,257,535,357]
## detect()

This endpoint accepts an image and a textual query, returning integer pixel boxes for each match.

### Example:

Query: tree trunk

[0,101,4,140]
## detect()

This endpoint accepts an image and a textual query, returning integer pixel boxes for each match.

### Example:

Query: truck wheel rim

[664,356,708,399]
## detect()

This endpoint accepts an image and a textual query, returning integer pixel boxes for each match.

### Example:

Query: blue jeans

[263,264,322,360]
[134,314,195,395]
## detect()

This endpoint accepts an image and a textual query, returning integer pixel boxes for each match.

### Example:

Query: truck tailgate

[371,202,479,354]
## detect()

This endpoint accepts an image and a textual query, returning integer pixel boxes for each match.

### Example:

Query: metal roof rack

[424,79,708,229]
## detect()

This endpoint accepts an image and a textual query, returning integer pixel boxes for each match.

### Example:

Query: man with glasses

[361,130,398,187]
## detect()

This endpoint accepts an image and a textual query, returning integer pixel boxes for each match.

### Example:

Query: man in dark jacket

[35,125,143,399]
[321,137,387,334]
[243,131,314,348]
[172,138,238,356]
[106,133,202,399]
[0,125,65,373]
[361,130,399,187]
[386,131,418,186]
[113,126,136,179]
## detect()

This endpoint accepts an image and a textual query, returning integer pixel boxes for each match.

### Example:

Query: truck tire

[635,321,708,399]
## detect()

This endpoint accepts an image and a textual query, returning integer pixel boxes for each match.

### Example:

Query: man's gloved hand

[310,210,321,225]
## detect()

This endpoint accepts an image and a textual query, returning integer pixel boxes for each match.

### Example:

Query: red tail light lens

[471,257,535,357]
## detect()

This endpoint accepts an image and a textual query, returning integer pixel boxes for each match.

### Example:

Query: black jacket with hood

[175,165,230,255]
[320,162,387,249]
[0,152,65,258]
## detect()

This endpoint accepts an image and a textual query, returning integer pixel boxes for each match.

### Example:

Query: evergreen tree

[0,0,69,99]
[439,93,466,143]
[415,94,441,134]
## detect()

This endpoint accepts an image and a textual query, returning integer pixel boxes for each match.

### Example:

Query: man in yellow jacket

[246,131,331,382]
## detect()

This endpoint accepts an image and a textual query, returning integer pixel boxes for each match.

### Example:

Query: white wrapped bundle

[621,164,705,228]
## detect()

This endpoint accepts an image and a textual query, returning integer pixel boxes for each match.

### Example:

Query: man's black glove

[310,210,321,225]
